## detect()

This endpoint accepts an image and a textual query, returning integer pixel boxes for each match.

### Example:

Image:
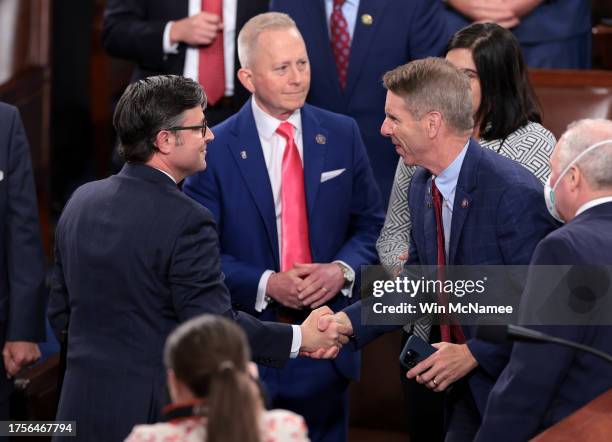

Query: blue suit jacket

[184,100,384,379]
[48,164,293,441]
[443,0,591,68]
[476,202,612,441]
[346,140,558,412]
[270,0,449,204]
[0,103,45,346]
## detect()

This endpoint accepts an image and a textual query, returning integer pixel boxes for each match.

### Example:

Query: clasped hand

[267,263,345,309]
[299,310,353,359]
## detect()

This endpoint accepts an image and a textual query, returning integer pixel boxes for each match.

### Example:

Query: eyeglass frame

[163,120,208,137]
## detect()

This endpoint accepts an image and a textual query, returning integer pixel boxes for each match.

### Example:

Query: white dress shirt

[575,196,612,217]
[163,0,237,97]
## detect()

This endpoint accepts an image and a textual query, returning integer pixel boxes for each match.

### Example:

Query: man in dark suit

[476,119,612,441]
[102,0,269,125]
[318,58,557,441]
[48,75,348,442]
[183,12,384,442]
[0,102,46,419]
[270,0,449,205]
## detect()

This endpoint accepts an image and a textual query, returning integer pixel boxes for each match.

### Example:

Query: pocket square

[320,168,346,183]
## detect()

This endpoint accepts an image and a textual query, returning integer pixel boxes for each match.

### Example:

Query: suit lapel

[311,0,344,97]
[300,105,328,218]
[344,0,389,98]
[449,141,481,264]
[229,102,280,265]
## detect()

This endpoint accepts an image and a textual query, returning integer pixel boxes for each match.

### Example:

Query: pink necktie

[276,122,312,271]
[330,0,351,89]
[198,0,225,106]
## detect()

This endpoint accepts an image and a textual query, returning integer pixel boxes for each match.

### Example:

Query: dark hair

[164,315,260,442]
[446,23,541,141]
[113,75,206,163]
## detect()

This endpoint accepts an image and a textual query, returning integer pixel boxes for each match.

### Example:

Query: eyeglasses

[164,120,208,137]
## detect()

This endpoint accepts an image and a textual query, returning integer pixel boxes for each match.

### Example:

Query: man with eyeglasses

[47,74,349,442]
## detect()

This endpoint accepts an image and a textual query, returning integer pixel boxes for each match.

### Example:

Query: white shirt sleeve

[255,270,274,312]
[163,21,180,54]
[290,325,302,358]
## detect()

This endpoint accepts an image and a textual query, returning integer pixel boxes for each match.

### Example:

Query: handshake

[298,307,354,359]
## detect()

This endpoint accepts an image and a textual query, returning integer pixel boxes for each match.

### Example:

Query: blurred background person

[443,0,592,68]
[126,314,310,442]
[0,102,46,422]
[102,0,269,127]
[270,0,449,206]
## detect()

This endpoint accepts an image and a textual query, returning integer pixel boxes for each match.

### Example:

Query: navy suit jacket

[346,140,558,412]
[102,0,268,105]
[444,0,591,68]
[48,164,292,441]
[270,0,449,204]
[184,100,384,380]
[0,103,45,346]
[476,202,612,441]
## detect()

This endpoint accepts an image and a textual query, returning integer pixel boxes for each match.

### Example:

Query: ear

[154,130,174,155]
[425,111,443,139]
[568,165,582,191]
[237,67,256,94]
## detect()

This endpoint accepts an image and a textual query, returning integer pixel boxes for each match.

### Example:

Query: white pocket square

[320,168,346,183]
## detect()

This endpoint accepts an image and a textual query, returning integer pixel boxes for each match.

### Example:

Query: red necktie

[198,0,225,106]
[330,0,351,89]
[432,179,466,344]
[276,122,312,271]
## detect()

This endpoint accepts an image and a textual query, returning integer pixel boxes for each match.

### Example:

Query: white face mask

[544,139,612,223]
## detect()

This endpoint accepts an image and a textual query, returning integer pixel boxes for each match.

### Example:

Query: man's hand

[300,307,352,357]
[448,0,520,28]
[302,312,354,359]
[294,263,345,309]
[406,342,478,392]
[266,268,309,309]
[170,12,223,46]
[2,341,41,378]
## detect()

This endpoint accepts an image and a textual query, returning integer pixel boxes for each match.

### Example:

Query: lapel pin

[240,150,248,159]
[315,134,326,145]
[461,198,469,209]
[361,14,373,26]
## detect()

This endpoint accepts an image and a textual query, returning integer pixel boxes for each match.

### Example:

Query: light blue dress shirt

[432,141,469,259]
[324,0,360,38]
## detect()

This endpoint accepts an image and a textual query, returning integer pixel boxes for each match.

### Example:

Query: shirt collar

[575,196,612,217]
[433,140,469,201]
[251,97,302,142]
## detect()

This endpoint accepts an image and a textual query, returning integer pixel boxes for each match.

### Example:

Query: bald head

[557,119,612,190]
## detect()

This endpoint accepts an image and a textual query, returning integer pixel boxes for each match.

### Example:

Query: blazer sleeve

[48,234,69,343]
[102,0,170,71]
[467,183,557,378]
[3,106,46,342]
[332,119,385,273]
[169,208,291,367]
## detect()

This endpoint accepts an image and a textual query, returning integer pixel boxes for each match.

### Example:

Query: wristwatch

[336,262,354,285]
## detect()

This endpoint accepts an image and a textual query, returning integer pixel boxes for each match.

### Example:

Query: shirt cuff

[163,21,180,54]
[255,270,274,312]
[334,260,356,298]
[289,324,302,358]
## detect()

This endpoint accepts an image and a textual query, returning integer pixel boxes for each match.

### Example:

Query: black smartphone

[399,335,437,370]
